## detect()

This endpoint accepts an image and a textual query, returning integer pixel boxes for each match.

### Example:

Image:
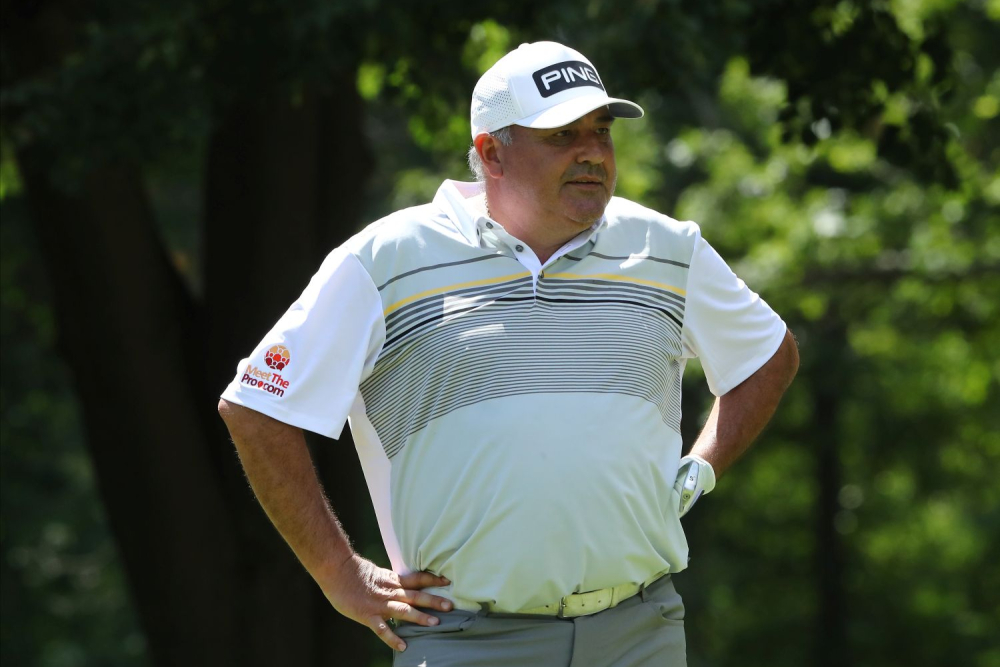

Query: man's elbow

[217,399,262,453]
[218,397,235,422]
[781,328,800,387]
[217,399,298,443]
[218,398,251,430]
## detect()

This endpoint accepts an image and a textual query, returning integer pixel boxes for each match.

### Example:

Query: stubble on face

[559,159,617,226]
[497,109,618,240]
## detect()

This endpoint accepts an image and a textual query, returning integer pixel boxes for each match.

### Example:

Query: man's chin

[562,186,611,222]
[564,200,609,226]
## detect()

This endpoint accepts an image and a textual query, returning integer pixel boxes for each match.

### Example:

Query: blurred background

[1,1,998,666]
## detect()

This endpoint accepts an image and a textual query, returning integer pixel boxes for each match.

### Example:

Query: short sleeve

[220,248,386,438]
[681,235,787,396]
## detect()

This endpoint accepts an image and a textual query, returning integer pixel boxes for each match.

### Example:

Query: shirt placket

[477,218,603,294]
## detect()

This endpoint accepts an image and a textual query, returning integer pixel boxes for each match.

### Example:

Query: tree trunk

[7,2,235,663]
[813,322,849,667]
[201,78,376,666]
[5,2,378,664]
[16,155,241,665]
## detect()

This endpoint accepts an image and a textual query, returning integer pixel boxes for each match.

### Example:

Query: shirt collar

[433,179,609,249]
[433,180,490,245]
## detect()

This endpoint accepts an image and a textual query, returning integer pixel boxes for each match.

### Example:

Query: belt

[452,570,670,618]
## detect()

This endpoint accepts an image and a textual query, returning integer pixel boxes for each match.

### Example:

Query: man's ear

[475,133,504,179]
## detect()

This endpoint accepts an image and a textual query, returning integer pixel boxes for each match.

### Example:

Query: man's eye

[553,130,571,138]
[596,127,611,135]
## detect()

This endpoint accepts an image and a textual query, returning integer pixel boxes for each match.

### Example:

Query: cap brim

[516,95,643,130]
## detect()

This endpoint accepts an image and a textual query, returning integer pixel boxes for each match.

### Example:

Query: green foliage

[0,134,22,200]
[670,37,999,664]
[366,3,999,665]
[2,0,998,665]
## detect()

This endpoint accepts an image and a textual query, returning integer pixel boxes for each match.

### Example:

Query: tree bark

[6,2,237,663]
[201,78,376,666]
[5,2,377,664]
[16,155,241,665]
[813,321,849,667]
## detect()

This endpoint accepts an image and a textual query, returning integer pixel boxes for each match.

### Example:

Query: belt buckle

[557,596,568,619]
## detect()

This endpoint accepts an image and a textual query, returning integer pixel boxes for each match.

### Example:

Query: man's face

[497,107,617,230]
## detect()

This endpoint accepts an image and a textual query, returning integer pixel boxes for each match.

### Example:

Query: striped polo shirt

[222,179,786,613]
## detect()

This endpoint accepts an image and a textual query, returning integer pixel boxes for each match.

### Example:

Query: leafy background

[1,0,997,665]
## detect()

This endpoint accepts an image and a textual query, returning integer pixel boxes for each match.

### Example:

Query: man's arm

[217,399,453,652]
[689,328,799,477]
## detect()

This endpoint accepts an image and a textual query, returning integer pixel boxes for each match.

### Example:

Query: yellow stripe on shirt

[544,272,686,296]
[383,272,532,316]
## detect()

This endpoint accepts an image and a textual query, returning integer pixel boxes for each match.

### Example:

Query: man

[218,41,798,666]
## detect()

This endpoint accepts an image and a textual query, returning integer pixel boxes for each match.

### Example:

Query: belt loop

[639,580,649,602]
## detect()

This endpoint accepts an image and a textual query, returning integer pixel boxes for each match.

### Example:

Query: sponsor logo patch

[241,345,292,397]
[532,60,604,98]
[265,344,291,370]
[240,364,290,397]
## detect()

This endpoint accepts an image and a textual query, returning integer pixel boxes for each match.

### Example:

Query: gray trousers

[393,574,685,667]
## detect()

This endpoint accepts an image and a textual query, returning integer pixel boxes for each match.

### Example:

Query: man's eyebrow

[598,115,615,123]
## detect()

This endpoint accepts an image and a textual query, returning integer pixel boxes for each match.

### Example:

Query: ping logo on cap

[532,60,604,98]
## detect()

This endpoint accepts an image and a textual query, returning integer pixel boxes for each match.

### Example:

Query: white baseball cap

[471,41,643,139]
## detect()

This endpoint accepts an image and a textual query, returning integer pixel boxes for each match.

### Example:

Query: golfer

[219,40,799,666]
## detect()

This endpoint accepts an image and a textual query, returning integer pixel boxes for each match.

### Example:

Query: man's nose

[575,133,609,164]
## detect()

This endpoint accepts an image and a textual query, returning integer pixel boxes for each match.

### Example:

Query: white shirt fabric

[221,179,787,612]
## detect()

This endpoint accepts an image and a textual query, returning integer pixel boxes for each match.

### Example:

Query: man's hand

[218,401,454,653]
[673,454,716,518]
[326,554,454,652]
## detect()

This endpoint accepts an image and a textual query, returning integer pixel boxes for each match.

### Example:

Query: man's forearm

[218,400,354,588]
[690,328,799,477]
[217,400,455,651]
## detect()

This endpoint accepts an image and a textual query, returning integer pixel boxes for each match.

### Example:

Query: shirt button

[486,222,494,229]
[515,244,524,252]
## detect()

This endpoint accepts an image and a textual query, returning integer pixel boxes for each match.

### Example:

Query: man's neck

[485,192,594,265]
